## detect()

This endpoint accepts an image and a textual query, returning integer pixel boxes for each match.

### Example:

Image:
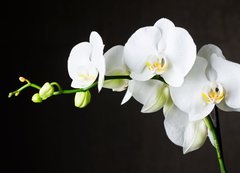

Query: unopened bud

[19,77,26,82]
[32,93,43,103]
[39,82,54,100]
[8,92,14,98]
[74,91,91,108]
[19,76,30,83]
[14,91,20,96]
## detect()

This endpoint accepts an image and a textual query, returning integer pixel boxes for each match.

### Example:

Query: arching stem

[8,75,165,97]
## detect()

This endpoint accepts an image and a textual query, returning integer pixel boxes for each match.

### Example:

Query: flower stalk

[8,75,165,98]
[204,114,227,173]
[8,81,41,98]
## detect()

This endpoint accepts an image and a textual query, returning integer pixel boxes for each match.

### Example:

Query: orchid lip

[202,82,225,104]
[146,55,167,75]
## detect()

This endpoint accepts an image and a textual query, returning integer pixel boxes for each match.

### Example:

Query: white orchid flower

[103,45,129,92]
[123,18,196,87]
[170,44,240,121]
[68,31,105,91]
[122,80,169,113]
[163,97,208,154]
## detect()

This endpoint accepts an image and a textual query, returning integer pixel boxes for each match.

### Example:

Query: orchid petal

[103,45,129,91]
[154,18,175,36]
[155,18,196,86]
[121,80,135,105]
[183,120,208,154]
[163,94,173,116]
[170,57,214,121]
[130,69,154,81]
[210,55,240,109]
[124,26,160,77]
[156,18,197,78]
[164,102,208,153]
[104,45,129,75]
[161,66,184,87]
[70,63,98,88]
[67,42,92,81]
[90,31,104,55]
[217,100,240,112]
[104,79,128,92]
[198,44,225,60]
[141,86,169,113]
[129,80,166,113]
[154,18,175,51]
[89,32,105,92]
[197,44,225,82]
[164,27,196,78]
[95,55,105,92]
[164,103,189,146]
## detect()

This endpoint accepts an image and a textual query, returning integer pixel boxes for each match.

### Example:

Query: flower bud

[19,76,26,82]
[32,93,43,103]
[39,82,54,100]
[74,91,91,108]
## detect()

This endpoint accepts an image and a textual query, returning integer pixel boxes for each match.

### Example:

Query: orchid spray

[9,18,240,173]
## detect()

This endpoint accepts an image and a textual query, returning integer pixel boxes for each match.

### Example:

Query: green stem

[30,83,41,90]
[53,82,98,95]
[53,75,132,95]
[8,83,41,97]
[9,75,165,97]
[214,106,224,156]
[51,82,63,92]
[204,116,227,173]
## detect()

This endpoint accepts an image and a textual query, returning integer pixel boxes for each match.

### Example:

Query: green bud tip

[8,92,14,98]
[15,92,20,96]
[19,76,30,83]
[32,93,43,103]
[8,91,20,98]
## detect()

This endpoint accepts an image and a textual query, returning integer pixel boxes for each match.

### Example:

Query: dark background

[3,0,240,172]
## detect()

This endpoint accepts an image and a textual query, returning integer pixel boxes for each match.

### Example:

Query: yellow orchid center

[146,57,167,75]
[202,83,225,104]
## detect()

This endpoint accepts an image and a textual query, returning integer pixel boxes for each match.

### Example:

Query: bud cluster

[32,82,54,103]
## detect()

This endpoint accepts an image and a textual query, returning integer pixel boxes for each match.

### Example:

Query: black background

[3,0,240,172]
